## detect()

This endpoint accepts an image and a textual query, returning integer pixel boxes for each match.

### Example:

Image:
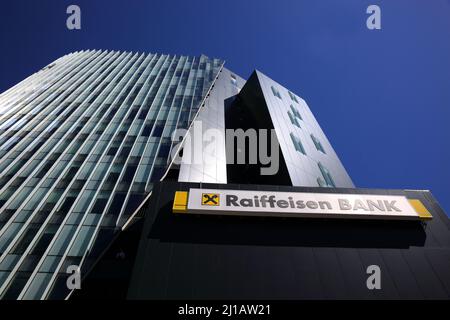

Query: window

[230,74,237,86]
[290,105,302,120]
[311,134,326,154]
[317,177,327,187]
[271,86,282,99]
[151,120,165,137]
[48,225,77,256]
[68,226,96,257]
[318,162,336,187]
[288,111,301,128]
[288,104,302,129]
[91,198,107,214]
[288,91,299,103]
[290,133,306,155]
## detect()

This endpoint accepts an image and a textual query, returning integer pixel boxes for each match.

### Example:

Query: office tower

[0,50,223,299]
[0,50,355,299]
[223,70,354,187]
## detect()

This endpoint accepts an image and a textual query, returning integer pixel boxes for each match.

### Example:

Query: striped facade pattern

[0,50,223,299]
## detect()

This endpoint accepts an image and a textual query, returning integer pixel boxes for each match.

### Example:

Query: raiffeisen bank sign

[173,189,433,221]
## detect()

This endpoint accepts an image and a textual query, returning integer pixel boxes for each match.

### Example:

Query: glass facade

[0,50,223,299]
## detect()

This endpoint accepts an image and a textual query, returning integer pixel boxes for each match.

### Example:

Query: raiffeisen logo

[202,193,220,206]
[173,188,433,221]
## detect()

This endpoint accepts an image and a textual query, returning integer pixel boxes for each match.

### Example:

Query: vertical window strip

[318,162,336,187]
[271,86,282,99]
[290,132,306,155]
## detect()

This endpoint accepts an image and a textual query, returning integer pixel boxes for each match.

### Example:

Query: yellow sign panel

[173,191,188,213]
[202,193,220,206]
[408,199,432,220]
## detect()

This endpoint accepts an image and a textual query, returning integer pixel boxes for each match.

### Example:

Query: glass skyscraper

[0,50,223,299]
[0,50,353,299]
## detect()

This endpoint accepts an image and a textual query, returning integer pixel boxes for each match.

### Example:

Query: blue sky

[1,0,449,215]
